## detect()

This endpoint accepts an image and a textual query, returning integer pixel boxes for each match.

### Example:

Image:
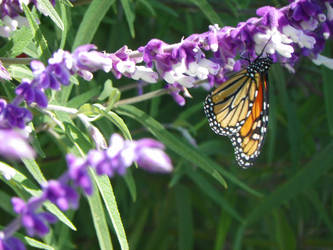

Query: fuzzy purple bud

[135,138,173,173]
[0,129,35,159]
[11,197,57,237]
[43,180,79,211]
[66,154,93,195]
[0,236,26,250]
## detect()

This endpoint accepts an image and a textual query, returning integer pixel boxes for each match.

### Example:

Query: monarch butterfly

[203,56,273,168]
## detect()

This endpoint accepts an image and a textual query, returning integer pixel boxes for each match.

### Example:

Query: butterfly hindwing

[230,74,269,167]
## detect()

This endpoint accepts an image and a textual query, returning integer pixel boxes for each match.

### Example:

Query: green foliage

[1,0,333,249]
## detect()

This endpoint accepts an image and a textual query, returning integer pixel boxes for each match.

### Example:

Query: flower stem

[0,57,34,65]
[2,218,21,238]
[47,105,78,114]
[114,88,170,107]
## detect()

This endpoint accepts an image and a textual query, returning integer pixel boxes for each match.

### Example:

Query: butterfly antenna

[257,36,273,59]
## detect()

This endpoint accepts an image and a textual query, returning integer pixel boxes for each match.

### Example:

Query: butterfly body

[204,57,272,168]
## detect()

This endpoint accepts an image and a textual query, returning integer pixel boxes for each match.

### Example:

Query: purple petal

[0,129,35,159]
[39,212,57,223]
[0,237,26,250]
[136,138,164,149]
[137,147,173,173]
[15,81,35,105]
[34,88,48,108]
[11,197,26,214]
[0,62,11,80]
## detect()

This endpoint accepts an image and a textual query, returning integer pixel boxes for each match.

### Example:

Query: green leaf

[273,209,296,250]
[128,208,149,250]
[23,41,42,58]
[214,207,232,250]
[0,161,76,231]
[137,0,156,16]
[98,80,115,101]
[36,0,64,30]
[59,2,70,49]
[175,185,193,250]
[8,64,33,81]
[247,142,333,225]
[98,80,121,110]
[234,142,333,249]
[271,65,300,166]
[7,26,34,57]
[22,4,51,61]
[64,122,92,154]
[149,0,178,17]
[0,190,15,215]
[119,0,136,37]
[22,159,47,184]
[305,190,333,236]
[322,63,333,136]
[87,171,114,250]
[72,0,115,49]
[115,105,263,197]
[25,236,55,249]
[30,123,46,158]
[187,170,242,222]
[92,172,129,250]
[122,170,136,202]
[266,81,277,165]
[188,0,223,26]
[98,108,132,141]
[67,86,101,108]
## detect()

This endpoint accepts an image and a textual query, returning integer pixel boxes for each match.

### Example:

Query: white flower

[208,24,220,52]
[0,16,18,37]
[163,70,195,87]
[198,58,220,74]
[312,54,333,70]
[254,27,294,58]
[131,66,159,83]
[300,18,319,31]
[116,60,135,74]
[187,58,220,80]
[326,2,333,21]
[223,58,235,71]
[162,59,195,87]
[282,25,316,49]
[188,62,209,79]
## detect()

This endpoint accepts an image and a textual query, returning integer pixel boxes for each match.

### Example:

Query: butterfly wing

[204,69,261,137]
[231,74,269,167]
[204,71,269,168]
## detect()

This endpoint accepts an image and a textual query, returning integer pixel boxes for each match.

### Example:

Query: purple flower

[88,134,135,177]
[0,236,25,250]
[104,134,136,176]
[88,150,112,176]
[15,79,48,108]
[0,129,35,159]
[43,180,79,211]
[87,134,173,177]
[72,44,113,73]
[139,39,219,88]
[4,104,32,129]
[135,138,173,173]
[66,154,92,195]
[11,197,57,237]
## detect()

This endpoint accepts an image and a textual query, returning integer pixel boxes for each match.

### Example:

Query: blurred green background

[2,0,333,249]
